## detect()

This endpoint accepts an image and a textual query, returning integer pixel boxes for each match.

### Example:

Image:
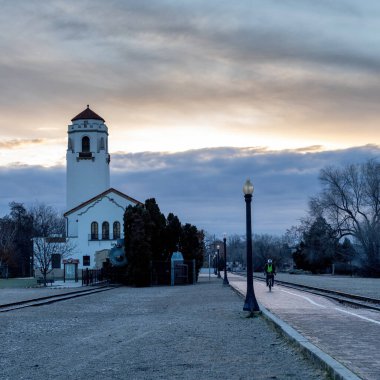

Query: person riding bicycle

[264,259,276,287]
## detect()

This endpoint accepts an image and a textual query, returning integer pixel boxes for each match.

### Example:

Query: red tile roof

[71,105,105,122]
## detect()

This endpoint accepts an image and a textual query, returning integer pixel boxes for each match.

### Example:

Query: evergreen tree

[292,241,307,270]
[293,217,337,273]
[9,203,33,277]
[165,213,182,256]
[124,204,152,287]
[180,223,204,279]
[123,200,205,285]
[144,198,166,261]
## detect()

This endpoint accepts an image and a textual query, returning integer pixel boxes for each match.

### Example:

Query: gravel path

[0,276,329,380]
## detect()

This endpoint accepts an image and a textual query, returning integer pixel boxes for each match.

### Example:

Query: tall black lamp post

[223,233,229,286]
[243,179,260,313]
[217,245,221,278]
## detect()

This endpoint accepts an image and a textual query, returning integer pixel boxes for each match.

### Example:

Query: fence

[81,268,107,286]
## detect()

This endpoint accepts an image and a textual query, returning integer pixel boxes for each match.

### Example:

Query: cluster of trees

[3,159,377,282]
[124,198,204,286]
[0,202,71,284]
[288,159,380,276]
[202,160,379,278]
[205,233,292,272]
[290,217,356,274]
[252,234,292,271]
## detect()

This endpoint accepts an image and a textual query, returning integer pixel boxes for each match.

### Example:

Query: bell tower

[66,105,110,210]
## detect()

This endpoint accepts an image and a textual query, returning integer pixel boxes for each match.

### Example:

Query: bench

[37,277,54,286]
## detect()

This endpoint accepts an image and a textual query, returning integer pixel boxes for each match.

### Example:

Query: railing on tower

[77,152,94,161]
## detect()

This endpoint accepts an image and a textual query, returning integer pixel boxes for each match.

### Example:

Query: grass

[0,278,37,288]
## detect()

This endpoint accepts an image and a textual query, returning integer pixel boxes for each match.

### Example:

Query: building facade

[66,105,111,210]
[61,106,142,278]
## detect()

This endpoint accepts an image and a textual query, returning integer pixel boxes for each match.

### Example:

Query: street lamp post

[223,233,229,286]
[208,251,211,281]
[243,179,260,314]
[217,245,221,278]
[30,254,34,278]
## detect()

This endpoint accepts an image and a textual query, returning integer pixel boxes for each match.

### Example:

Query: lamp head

[243,179,254,195]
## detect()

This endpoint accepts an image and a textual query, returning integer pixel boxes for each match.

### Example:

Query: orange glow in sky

[1,1,380,167]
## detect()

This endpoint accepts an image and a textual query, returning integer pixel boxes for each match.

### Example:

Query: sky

[1,1,380,238]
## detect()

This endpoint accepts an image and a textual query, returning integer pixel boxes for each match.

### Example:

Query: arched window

[102,221,109,240]
[113,221,121,239]
[68,138,74,152]
[91,222,98,240]
[82,136,90,152]
[99,137,105,151]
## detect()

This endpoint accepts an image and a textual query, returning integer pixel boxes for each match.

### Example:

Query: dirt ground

[0,276,328,379]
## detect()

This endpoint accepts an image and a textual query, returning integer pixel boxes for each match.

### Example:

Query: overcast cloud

[1,145,379,237]
[1,1,380,152]
[0,1,380,237]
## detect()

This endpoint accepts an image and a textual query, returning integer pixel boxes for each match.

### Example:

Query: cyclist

[264,259,276,287]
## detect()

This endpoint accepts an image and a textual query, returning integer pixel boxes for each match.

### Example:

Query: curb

[231,284,362,380]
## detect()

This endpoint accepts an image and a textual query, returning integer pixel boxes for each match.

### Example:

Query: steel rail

[0,285,118,313]
[253,275,380,312]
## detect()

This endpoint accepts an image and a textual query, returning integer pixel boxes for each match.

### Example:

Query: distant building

[60,106,142,279]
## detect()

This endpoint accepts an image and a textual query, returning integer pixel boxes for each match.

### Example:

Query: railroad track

[252,275,380,311]
[0,285,118,313]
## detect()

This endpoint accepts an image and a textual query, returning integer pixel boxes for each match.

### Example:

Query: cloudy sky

[1,1,380,238]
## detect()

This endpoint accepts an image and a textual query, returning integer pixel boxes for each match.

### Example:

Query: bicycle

[266,273,275,292]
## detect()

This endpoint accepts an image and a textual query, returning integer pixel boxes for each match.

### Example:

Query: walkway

[258,272,380,299]
[228,273,380,380]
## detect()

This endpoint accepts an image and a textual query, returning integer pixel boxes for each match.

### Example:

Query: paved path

[228,273,380,380]
[0,276,328,380]
[255,273,380,299]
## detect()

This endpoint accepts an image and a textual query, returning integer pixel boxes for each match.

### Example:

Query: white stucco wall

[65,190,138,269]
[66,119,110,211]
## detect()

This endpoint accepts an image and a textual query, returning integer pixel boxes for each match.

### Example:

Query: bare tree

[33,236,74,286]
[253,234,291,271]
[30,204,74,286]
[310,159,380,275]
[284,221,311,248]
[31,203,65,237]
[227,234,246,266]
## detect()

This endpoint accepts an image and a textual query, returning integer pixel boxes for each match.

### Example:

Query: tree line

[287,159,380,276]
[204,233,292,273]
[2,159,378,280]
[205,159,379,278]
[123,198,205,286]
[1,198,205,286]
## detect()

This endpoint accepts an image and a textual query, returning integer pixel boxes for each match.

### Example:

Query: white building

[66,105,111,210]
[61,106,142,279]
